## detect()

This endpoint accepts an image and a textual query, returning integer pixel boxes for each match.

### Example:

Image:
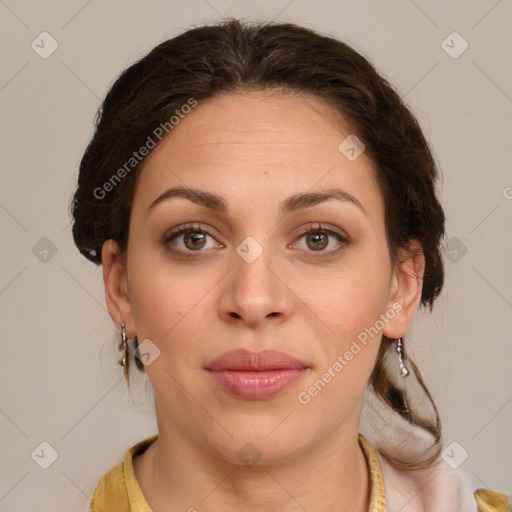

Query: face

[104,90,421,466]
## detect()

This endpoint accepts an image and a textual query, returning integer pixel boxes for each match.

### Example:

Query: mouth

[204,348,310,400]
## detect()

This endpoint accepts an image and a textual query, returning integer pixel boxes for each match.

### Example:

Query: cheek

[295,274,388,411]
[305,266,391,337]
[127,250,218,359]
[297,264,391,388]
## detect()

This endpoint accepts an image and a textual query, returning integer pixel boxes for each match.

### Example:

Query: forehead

[143,91,358,162]
[132,91,381,217]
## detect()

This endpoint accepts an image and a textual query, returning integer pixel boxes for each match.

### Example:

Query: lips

[204,349,309,400]
[205,348,308,371]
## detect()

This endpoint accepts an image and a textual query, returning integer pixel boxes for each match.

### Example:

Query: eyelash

[162,222,350,259]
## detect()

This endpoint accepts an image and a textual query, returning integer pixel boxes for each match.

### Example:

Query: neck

[134,409,371,512]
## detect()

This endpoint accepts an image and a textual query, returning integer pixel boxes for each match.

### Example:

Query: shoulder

[474,488,511,512]
[375,447,510,512]
[375,446,510,512]
[359,390,510,511]
[90,435,159,512]
[90,462,129,512]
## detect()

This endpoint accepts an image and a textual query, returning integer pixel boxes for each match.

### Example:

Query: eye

[162,222,349,259]
[163,223,221,253]
[292,222,349,257]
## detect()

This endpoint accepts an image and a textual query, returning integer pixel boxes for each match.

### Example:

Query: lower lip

[207,369,308,400]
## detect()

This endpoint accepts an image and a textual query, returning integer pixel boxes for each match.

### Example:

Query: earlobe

[102,239,135,337]
[382,240,425,339]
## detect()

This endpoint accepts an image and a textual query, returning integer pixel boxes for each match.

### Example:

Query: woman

[71,19,509,512]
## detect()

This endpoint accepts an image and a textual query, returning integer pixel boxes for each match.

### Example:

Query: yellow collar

[358,433,387,511]
[91,433,508,512]
[118,433,386,511]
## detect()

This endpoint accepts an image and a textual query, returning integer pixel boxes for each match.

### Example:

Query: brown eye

[305,232,329,251]
[163,224,220,254]
[182,231,207,250]
[292,223,349,258]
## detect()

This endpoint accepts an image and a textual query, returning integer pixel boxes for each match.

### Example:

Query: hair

[71,19,446,471]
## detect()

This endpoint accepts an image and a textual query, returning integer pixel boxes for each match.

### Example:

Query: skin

[102,90,425,512]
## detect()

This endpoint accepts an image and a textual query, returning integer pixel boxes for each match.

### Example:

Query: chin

[203,416,315,467]
[216,437,308,468]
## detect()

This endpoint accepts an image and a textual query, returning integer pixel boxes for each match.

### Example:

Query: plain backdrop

[1,1,511,510]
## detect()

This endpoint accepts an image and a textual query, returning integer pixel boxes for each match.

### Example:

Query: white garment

[359,388,480,512]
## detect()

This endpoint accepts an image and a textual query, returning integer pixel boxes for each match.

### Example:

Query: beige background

[1,0,511,510]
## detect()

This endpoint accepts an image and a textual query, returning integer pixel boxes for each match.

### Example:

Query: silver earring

[118,323,128,367]
[395,338,410,378]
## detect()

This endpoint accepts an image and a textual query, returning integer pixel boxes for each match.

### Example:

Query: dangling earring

[118,323,128,367]
[395,338,410,378]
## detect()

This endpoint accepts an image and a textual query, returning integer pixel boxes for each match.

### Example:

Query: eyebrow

[148,186,367,217]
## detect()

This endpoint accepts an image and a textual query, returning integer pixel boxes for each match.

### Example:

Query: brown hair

[71,19,445,470]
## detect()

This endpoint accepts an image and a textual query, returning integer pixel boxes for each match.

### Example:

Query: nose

[217,243,293,330]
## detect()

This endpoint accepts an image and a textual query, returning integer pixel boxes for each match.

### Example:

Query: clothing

[90,432,509,512]
[358,388,510,512]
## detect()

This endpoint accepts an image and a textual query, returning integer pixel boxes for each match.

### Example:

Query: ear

[102,239,136,338]
[382,239,425,339]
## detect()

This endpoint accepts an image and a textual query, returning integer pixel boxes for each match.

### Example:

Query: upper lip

[204,349,309,371]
